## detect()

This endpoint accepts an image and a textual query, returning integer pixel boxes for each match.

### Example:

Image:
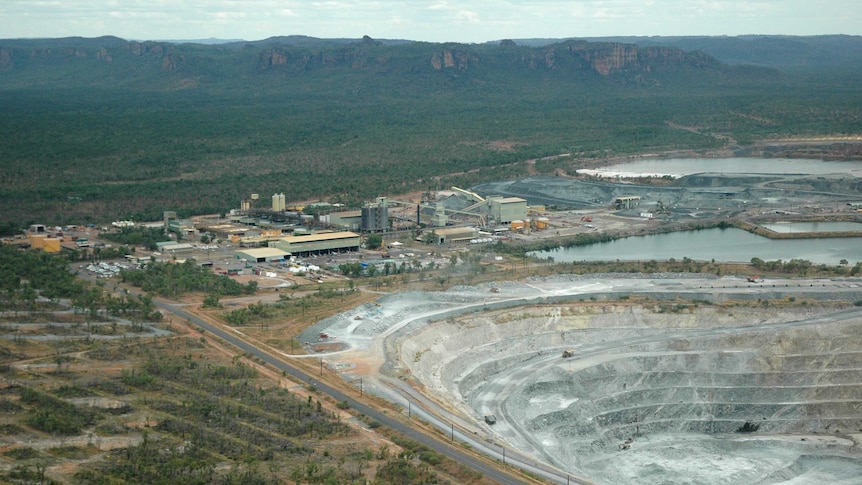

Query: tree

[202,293,221,308]
[366,234,383,249]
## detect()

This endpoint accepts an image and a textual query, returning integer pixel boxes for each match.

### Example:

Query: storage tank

[535,217,550,230]
[510,220,524,231]
[361,200,389,232]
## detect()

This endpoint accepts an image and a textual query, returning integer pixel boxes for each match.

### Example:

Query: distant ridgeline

[0,35,860,230]
[0,34,783,87]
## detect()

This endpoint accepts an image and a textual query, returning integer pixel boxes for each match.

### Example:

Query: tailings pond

[531,228,860,265]
[579,157,862,178]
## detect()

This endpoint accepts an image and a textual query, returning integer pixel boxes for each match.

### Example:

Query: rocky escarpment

[0,38,183,71]
[565,42,641,75]
[430,48,477,71]
[528,41,709,76]
[0,35,728,82]
[428,41,709,77]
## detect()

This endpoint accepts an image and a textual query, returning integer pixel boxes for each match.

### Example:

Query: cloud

[0,0,859,43]
[456,9,480,23]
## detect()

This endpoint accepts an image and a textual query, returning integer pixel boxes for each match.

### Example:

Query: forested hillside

[1,35,860,231]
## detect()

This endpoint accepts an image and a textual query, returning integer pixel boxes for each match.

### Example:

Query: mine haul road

[151,299,550,485]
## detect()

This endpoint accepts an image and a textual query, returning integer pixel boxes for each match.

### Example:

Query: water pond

[531,228,860,265]
[580,157,862,178]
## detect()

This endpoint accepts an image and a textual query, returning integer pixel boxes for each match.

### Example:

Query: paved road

[153,299,536,485]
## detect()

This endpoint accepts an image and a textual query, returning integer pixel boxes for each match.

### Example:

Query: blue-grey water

[532,228,860,265]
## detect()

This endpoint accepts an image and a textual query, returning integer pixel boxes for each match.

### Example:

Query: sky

[2,0,860,43]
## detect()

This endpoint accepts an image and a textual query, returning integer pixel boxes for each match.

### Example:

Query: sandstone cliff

[430,49,477,71]
[0,36,729,84]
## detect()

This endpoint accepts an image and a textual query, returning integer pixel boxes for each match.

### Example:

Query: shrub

[736,421,760,433]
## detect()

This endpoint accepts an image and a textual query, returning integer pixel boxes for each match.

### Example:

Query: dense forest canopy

[1,35,860,231]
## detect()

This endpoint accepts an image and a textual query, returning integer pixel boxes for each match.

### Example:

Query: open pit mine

[299,274,862,484]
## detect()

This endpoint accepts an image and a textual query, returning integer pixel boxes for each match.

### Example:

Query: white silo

[272,193,286,212]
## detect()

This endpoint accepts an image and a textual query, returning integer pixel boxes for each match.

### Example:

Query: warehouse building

[321,210,362,231]
[271,231,360,256]
[156,241,195,253]
[235,247,289,263]
[428,227,479,244]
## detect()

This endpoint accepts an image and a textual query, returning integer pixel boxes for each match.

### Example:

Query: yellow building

[43,238,62,253]
[27,233,47,249]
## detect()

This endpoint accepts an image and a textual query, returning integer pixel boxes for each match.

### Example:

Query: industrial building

[163,211,195,236]
[203,222,252,239]
[228,229,284,247]
[42,238,62,253]
[235,247,289,263]
[427,227,479,244]
[409,189,527,228]
[156,241,195,253]
[27,233,47,249]
[322,210,363,231]
[271,231,360,256]
[613,196,641,210]
[488,196,528,224]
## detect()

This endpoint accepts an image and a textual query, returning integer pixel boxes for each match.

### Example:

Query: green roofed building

[271,231,360,256]
[235,247,289,263]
